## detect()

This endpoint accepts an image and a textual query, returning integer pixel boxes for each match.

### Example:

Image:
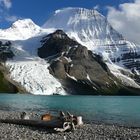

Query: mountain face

[38,30,140,95]
[44,7,140,88]
[0,7,140,95]
[44,7,124,51]
[44,7,123,44]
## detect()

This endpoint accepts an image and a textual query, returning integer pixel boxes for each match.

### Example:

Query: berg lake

[0,94,140,127]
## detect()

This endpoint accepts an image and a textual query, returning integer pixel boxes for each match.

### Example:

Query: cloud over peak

[0,0,20,24]
[107,0,140,45]
[0,0,12,9]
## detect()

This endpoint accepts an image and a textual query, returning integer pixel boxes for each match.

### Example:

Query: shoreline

[0,111,140,140]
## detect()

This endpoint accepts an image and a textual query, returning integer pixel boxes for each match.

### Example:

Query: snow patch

[86,74,92,83]
[64,57,72,63]
[67,74,77,81]
[107,63,140,89]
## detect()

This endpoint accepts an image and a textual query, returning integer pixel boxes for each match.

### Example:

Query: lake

[0,94,140,127]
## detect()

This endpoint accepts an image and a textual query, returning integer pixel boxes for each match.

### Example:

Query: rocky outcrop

[38,30,140,95]
[38,30,79,58]
[0,67,18,93]
[0,41,14,62]
[0,41,23,93]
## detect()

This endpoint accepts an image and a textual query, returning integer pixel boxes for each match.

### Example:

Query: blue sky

[0,0,132,28]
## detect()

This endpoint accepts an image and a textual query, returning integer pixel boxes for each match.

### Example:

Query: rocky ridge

[38,30,140,95]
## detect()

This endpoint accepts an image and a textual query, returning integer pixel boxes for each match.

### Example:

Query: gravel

[0,111,140,140]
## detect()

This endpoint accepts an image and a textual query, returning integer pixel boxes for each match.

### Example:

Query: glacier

[0,19,66,95]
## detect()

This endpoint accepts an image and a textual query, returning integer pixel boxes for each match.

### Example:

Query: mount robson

[0,7,140,95]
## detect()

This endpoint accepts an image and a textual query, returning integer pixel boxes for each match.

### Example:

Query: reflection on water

[0,94,140,127]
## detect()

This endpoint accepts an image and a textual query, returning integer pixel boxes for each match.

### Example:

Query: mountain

[0,19,43,40]
[44,7,124,50]
[44,7,140,89]
[38,30,140,95]
[0,20,65,95]
[0,7,140,95]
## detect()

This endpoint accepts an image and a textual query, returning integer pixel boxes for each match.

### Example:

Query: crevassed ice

[6,58,66,95]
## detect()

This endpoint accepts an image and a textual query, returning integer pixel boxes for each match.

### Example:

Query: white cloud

[0,0,12,9]
[93,5,100,10]
[5,15,18,22]
[0,0,20,25]
[107,0,140,45]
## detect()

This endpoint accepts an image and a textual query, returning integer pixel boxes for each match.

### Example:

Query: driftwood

[0,111,83,132]
[54,111,83,132]
[0,119,63,129]
[41,113,54,121]
[54,122,75,132]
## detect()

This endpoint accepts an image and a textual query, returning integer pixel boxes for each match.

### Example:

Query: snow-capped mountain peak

[44,7,123,50]
[54,7,102,17]
[43,7,140,89]
[11,19,40,30]
[0,18,42,40]
[44,7,104,29]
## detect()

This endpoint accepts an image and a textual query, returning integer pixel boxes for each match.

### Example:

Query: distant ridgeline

[0,40,18,93]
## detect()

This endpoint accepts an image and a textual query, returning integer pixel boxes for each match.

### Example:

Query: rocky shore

[0,111,140,140]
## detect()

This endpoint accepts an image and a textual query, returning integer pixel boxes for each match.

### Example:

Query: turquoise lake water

[0,94,140,127]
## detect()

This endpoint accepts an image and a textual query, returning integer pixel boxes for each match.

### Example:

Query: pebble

[0,111,140,140]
